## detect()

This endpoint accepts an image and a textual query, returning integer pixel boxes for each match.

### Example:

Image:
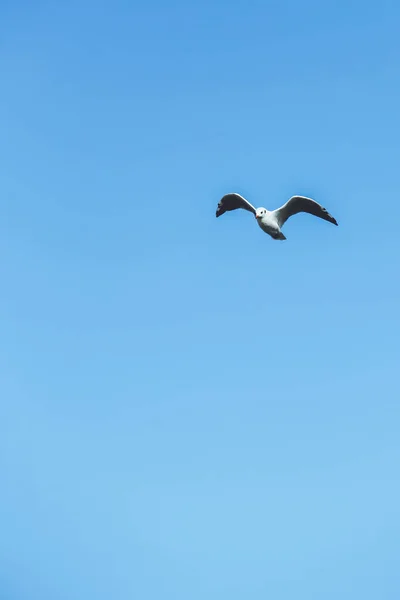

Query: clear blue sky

[1,1,399,598]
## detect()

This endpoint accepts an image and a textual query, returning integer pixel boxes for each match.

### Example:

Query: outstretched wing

[273,196,338,227]
[216,193,257,218]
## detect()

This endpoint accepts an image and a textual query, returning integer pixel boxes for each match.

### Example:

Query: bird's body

[255,209,287,240]
[215,192,338,240]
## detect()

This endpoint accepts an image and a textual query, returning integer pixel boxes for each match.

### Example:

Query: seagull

[216,192,338,240]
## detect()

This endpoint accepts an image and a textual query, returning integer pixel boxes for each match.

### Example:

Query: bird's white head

[255,207,267,220]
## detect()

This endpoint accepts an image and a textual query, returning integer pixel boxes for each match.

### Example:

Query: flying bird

[216,192,338,240]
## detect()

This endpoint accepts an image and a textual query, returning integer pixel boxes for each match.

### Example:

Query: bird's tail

[275,232,286,240]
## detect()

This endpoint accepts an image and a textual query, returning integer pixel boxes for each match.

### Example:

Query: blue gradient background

[1,1,399,598]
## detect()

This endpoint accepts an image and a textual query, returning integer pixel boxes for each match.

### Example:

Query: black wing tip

[216,195,232,217]
[216,203,224,218]
[327,212,338,226]
[330,214,339,226]
[322,206,338,226]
